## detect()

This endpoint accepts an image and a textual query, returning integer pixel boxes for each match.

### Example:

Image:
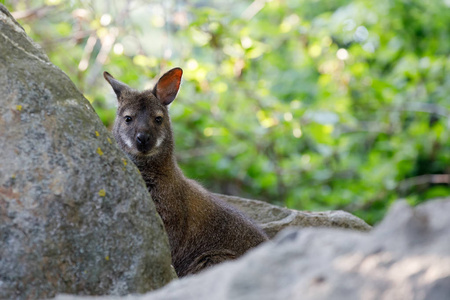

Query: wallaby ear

[103,71,129,99]
[153,67,183,105]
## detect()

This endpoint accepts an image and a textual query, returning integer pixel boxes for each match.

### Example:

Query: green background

[4,0,450,224]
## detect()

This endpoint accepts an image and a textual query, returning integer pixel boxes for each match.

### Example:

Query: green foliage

[6,0,450,224]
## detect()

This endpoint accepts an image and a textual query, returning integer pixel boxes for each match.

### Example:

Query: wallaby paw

[187,249,237,275]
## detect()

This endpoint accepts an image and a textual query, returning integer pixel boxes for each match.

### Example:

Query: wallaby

[104,68,268,277]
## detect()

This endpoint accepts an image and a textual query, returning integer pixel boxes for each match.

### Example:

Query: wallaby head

[103,68,183,160]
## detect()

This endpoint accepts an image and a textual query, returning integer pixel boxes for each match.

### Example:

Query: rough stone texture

[216,194,371,238]
[0,4,175,299]
[56,198,450,300]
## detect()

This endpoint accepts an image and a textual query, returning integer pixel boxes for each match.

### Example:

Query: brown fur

[104,68,268,277]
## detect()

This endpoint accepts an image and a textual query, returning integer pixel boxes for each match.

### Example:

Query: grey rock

[216,194,372,238]
[56,198,450,300]
[0,4,175,299]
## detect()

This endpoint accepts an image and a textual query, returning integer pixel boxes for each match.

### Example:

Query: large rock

[216,194,371,237]
[0,4,175,299]
[56,198,450,300]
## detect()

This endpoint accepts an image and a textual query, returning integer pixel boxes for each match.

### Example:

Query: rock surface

[57,198,450,300]
[0,4,174,299]
[217,194,371,238]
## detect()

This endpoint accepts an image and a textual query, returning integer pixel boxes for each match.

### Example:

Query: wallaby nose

[136,132,150,146]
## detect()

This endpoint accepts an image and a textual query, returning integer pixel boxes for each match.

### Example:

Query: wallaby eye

[124,116,132,123]
[155,116,163,124]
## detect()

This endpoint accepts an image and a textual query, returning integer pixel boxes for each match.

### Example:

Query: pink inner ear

[156,68,183,105]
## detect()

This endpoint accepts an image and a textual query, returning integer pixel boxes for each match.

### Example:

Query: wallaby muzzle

[135,131,155,153]
[136,132,150,145]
